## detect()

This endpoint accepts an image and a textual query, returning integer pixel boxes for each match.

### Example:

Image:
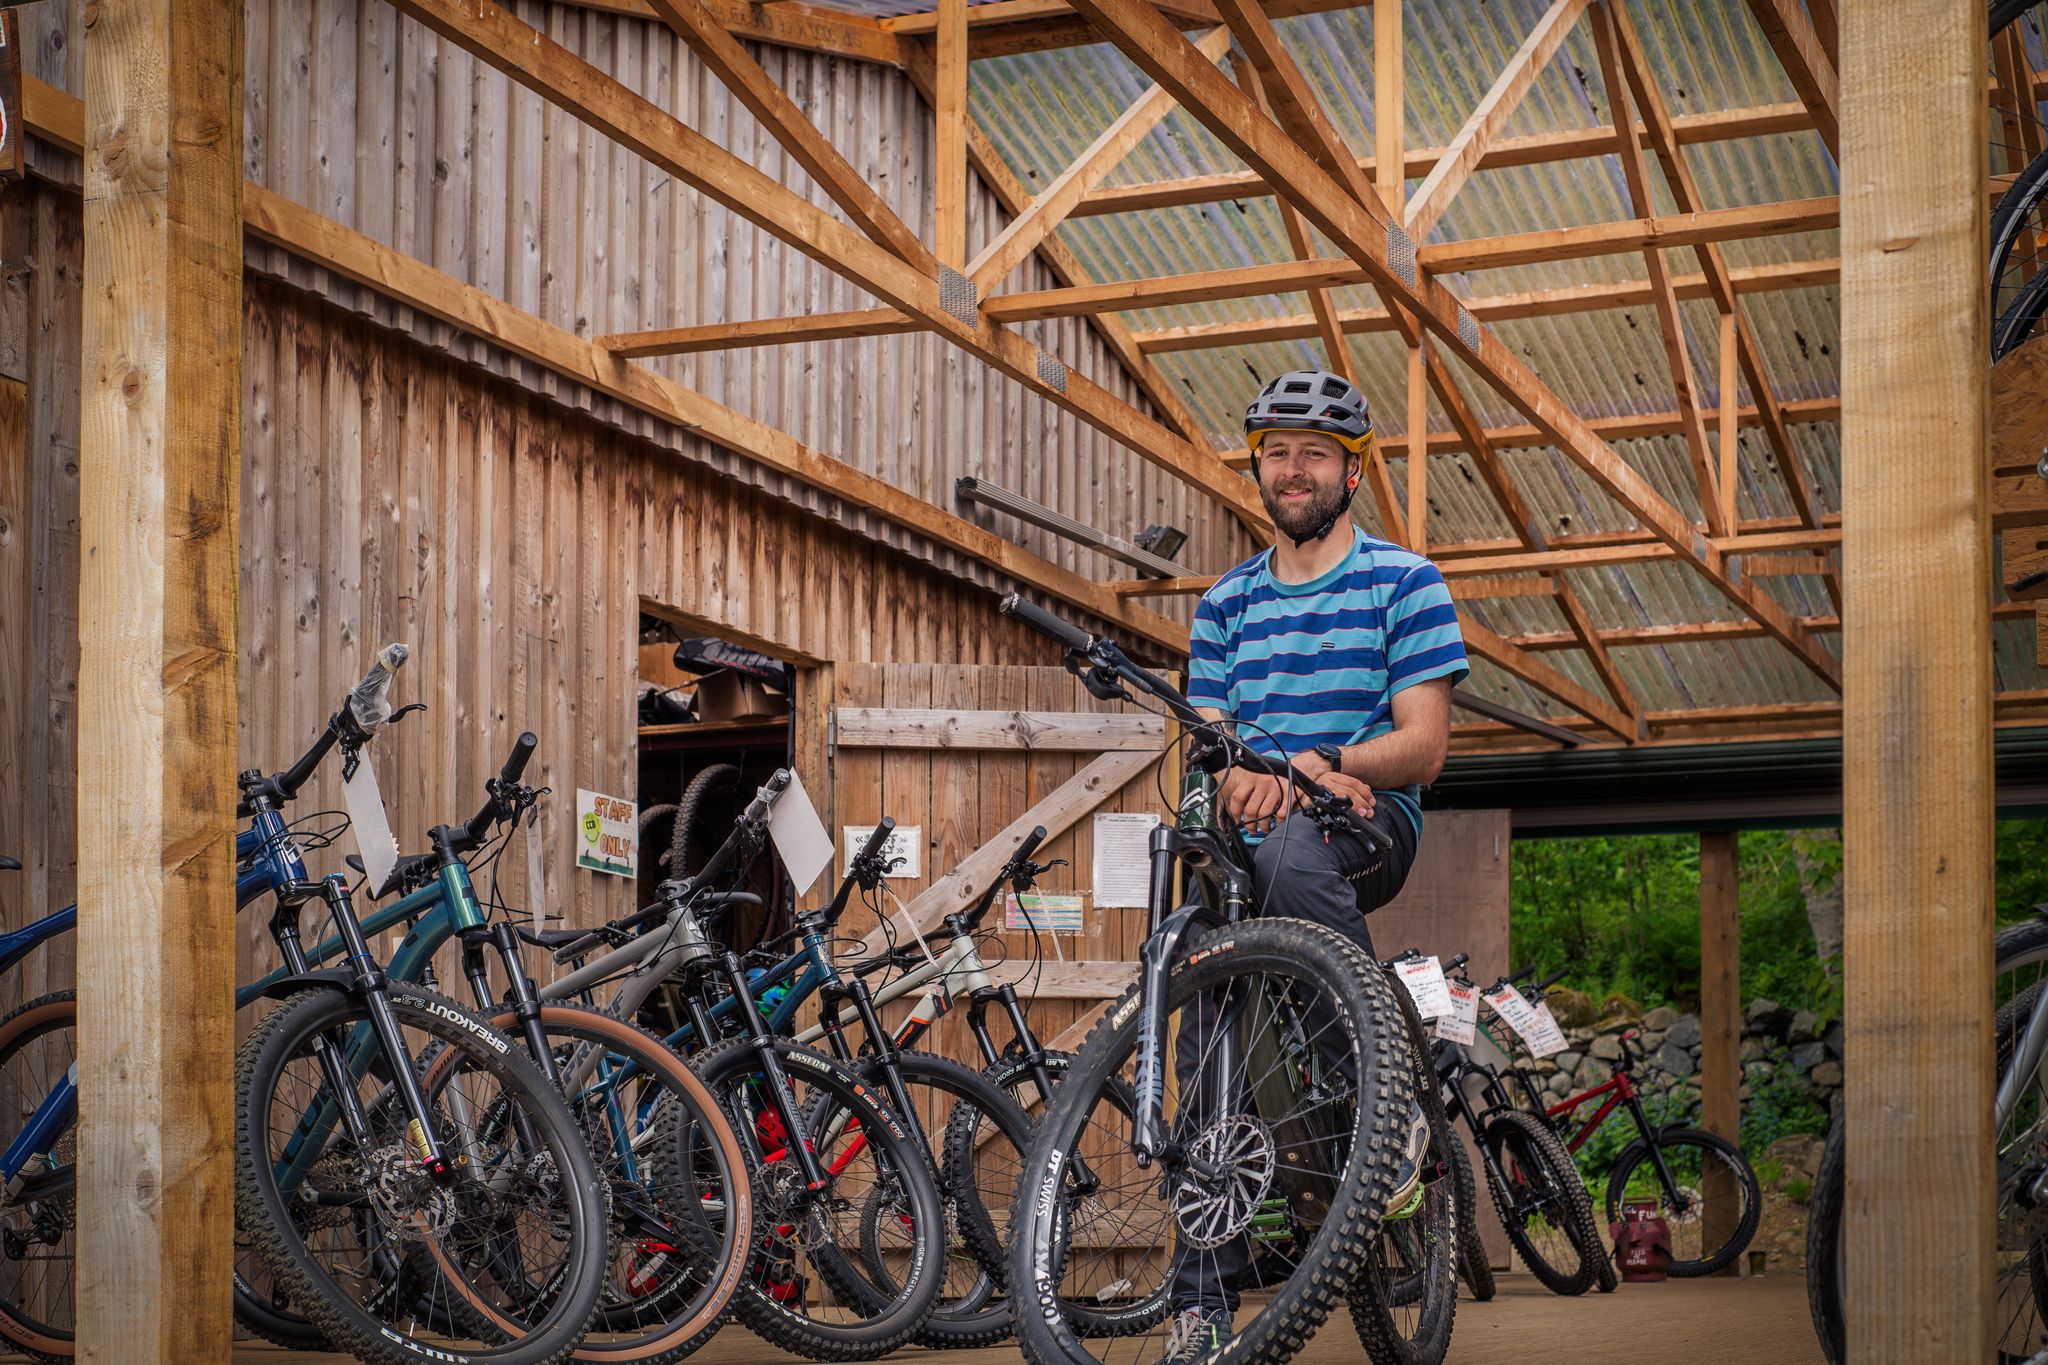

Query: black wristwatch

[1313,742,1344,774]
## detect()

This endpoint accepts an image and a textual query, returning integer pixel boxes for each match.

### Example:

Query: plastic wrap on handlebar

[998,592,1096,653]
[500,731,538,785]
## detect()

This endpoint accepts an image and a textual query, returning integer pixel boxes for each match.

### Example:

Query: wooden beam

[1840,0,1992,1356]
[1406,339,1428,549]
[1745,0,1840,160]
[1133,257,1839,353]
[857,747,1163,955]
[1404,0,1592,241]
[834,707,1167,751]
[1743,552,1832,577]
[240,184,1195,654]
[1451,690,2048,744]
[1698,829,1742,1278]
[386,0,1272,534]
[1590,0,1728,536]
[1448,575,1559,599]
[643,0,937,270]
[952,0,1371,61]
[77,0,242,1358]
[970,26,1232,293]
[1074,100,1819,217]
[584,0,915,66]
[595,307,919,357]
[982,197,1843,321]
[934,0,968,267]
[1509,604,2035,653]
[1374,0,1404,210]
[1718,311,1741,532]
[1459,615,1638,741]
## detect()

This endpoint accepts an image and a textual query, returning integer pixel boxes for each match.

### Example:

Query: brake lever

[389,702,427,726]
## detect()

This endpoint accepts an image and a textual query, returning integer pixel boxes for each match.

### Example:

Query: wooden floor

[208,1273,1823,1365]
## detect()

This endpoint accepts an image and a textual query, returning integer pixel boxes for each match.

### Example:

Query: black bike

[999,594,1459,1365]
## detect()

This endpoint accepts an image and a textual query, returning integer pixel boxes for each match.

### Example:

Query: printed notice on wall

[842,825,922,881]
[1435,979,1479,1045]
[1392,955,1453,1020]
[1007,892,1084,934]
[1092,812,1161,908]
[576,789,638,878]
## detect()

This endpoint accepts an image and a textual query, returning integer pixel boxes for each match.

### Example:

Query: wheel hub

[364,1143,460,1243]
[1173,1115,1276,1250]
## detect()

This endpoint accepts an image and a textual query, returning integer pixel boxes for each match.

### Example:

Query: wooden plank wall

[107,0,1245,610]
[0,180,79,1010]
[0,170,1060,989]
[824,663,1170,1067]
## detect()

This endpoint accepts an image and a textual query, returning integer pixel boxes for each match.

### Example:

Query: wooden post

[934,0,968,267]
[76,0,242,1359]
[1698,830,1741,1276]
[1717,309,1740,533]
[1841,0,1995,1358]
[1406,339,1428,551]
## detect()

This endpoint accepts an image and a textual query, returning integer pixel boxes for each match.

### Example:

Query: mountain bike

[230,648,613,1365]
[0,859,77,1363]
[1807,910,2048,1364]
[1499,968,1759,1278]
[237,726,756,1365]
[535,778,953,1361]
[996,594,1457,1365]
[1426,962,1605,1296]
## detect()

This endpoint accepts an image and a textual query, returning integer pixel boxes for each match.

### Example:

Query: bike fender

[251,967,360,1002]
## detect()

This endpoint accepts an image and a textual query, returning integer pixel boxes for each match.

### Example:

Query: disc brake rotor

[1173,1115,1277,1250]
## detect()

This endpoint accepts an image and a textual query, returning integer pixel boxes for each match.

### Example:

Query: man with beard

[1161,369,1467,1363]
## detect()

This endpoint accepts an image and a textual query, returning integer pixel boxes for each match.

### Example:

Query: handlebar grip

[855,817,896,865]
[1010,824,1048,865]
[1443,952,1470,973]
[500,731,538,785]
[1533,966,1569,993]
[999,592,1096,653]
[1507,963,1538,986]
[552,928,608,965]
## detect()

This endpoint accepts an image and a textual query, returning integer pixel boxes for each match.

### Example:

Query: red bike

[1502,984,1762,1278]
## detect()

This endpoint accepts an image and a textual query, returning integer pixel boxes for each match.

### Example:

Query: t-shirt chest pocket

[1318,609,1389,702]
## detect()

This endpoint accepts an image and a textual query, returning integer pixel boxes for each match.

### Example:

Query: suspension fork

[267,888,389,1188]
[825,973,935,1165]
[713,951,829,1190]
[1622,1089,1690,1213]
[1132,902,1219,1165]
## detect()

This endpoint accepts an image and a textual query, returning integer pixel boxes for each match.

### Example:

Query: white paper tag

[767,770,834,895]
[1435,979,1479,1044]
[842,824,922,880]
[1393,955,1453,1020]
[341,750,400,896]
[525,811,547,917]
[1093,812,1161,908]
[1483,982,1569,1059]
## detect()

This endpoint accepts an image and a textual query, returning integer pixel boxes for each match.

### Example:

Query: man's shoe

[1383,1100,1430,1220]
[1162,1307,1232,1364]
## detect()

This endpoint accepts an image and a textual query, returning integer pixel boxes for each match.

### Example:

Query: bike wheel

[1482,1109,1601,1295]
[459,1003,754,1365]
[1602,1126,1760,1277]
[0,992,75,1363]
[851,1049,1032,1348]
[1347,977,1458,1365]
[688,1035,945,1361]
[1452,1144,1496,1303]
[235,983,610,1365]
[1806,1117,1846,1365]
[1010,919,1413,1365]
[974,1046,1151,1338]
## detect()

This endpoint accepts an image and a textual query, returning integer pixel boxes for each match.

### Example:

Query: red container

[1611,1199,1673,1282]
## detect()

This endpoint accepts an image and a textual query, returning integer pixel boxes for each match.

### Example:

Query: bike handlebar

[239,644,413,817]
[997,593,1385,853]
[452,731,539,851]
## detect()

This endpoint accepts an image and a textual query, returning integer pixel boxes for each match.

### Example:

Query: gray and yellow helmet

[1244,368,1373,545]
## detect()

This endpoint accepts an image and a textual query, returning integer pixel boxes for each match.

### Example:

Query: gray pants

[1166,805,1419,1315]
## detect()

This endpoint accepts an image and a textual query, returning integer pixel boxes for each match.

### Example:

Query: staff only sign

[576,789,637,878]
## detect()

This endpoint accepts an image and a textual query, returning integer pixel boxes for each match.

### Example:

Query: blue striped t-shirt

[1188,528,1469,838]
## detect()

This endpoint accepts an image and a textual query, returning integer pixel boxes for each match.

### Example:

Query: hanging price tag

[1392,955,1452,1020]
[1435,978,1479,1044]
[1483,982,1569,1059]
[341,749,400,896]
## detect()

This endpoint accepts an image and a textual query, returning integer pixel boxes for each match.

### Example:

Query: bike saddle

[0,856,18,872]
[516,925,595,951]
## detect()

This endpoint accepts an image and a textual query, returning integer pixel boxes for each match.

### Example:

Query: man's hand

[1221,767,1287,835]
[1317,771,1376,819]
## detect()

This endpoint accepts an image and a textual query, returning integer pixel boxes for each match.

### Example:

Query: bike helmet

[1243,368,1373,546]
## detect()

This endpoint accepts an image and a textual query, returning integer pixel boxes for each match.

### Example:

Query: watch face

[1315,743,1342,766]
